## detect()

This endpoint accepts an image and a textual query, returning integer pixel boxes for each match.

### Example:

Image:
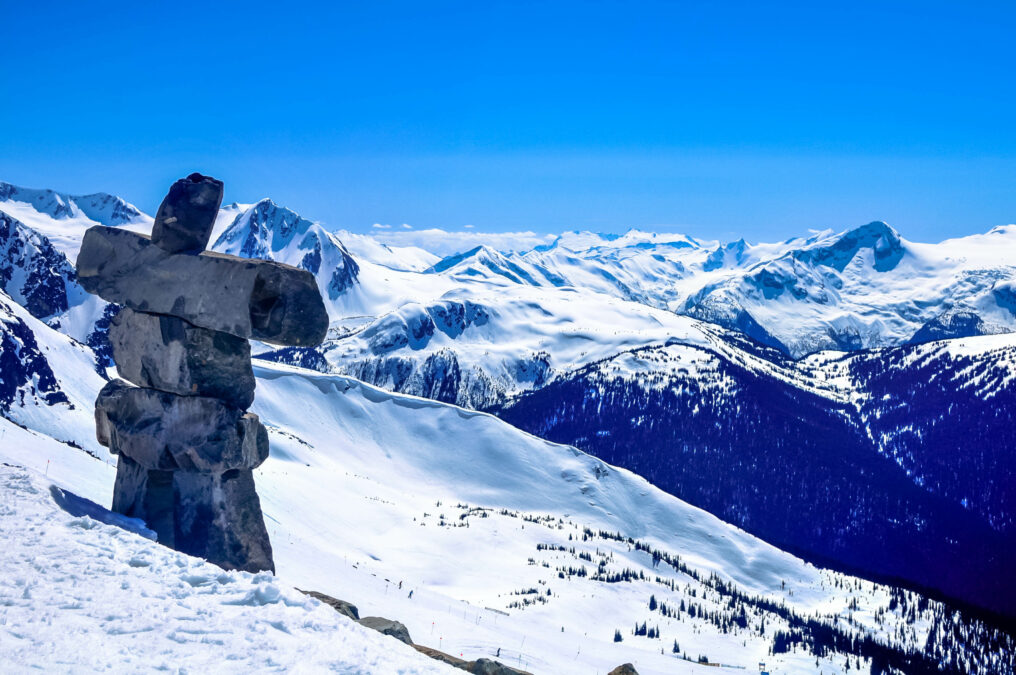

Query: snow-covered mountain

[0,180,150,259]
[419,222,1016,357]
[2,314,1011,673]
[0,182,135,355]
[286,286,716,408]
[2,180,1014,671]
[211,199,456,321]
[271,219,1016,415]
[682,223,1016,355]
[494,329,1016,618]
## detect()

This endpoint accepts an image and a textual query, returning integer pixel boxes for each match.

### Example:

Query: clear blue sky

[3,1,1014,242]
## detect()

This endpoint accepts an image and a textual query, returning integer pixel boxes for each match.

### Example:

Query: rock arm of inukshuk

[76,173,328,573]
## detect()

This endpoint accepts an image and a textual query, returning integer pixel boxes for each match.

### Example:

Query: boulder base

[110,308,255,408]
[113,454,274,573]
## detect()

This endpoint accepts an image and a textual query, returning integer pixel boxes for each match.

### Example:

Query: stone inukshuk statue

[76,173,328,573]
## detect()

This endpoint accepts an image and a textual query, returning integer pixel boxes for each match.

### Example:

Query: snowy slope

[494,326,1016,618]
[334,228,441,272]
[0,289,108,454]
[0,460,454,674]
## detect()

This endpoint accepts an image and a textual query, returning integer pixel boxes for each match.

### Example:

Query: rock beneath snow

[109,308,255,408]
[110,454,274,573]
[151,173,224,254]
[95,379,268,472]
[359,616,413,645]
[908,309,989,345]
[299,589,360,620]
[76,225,328,346]
[469,658,530,675]
[607,665,639,675]
[410,646,531,675]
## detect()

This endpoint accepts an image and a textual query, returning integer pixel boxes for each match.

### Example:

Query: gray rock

[607,665,639,675]
[111,454,274,573]
[299,590,360,620]
[112,455,176,545]
[469,659,529,675]
[173,468,275,574]
[77,226,328,346]
[358,616,413,645]
[408,646,530,675]
[96,379,268,472]
[109,308,255,408]
[151,173,223,254]
[95,402,113,449]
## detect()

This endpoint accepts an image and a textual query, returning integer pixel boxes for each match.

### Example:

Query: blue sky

[3,1,1014,242]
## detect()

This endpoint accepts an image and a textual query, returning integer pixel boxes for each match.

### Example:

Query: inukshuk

[75,173,328,573]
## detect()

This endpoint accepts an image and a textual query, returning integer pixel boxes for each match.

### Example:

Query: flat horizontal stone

[110,308,256,409]
[152,173,223,254]
[96,379,268,471]
[76,226,328,346]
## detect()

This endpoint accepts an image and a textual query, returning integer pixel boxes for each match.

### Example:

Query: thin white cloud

[400,223,413,230]
[371,228,556,257]
[463,224,475,229]
[371,223,391,230]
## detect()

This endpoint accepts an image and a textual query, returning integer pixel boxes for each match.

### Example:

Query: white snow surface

[0,457,454,674]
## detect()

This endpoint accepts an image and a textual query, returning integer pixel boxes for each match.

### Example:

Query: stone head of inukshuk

[76,173,328,573]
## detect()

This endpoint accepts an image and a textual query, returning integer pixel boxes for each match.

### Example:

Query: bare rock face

[78,173,328,576]
[76,226,328,346]
[95,379,268,472]
[109,308,255,409]
[151,173,223,254]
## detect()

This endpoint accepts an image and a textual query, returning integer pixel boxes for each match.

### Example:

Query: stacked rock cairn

[76,173,328,573]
